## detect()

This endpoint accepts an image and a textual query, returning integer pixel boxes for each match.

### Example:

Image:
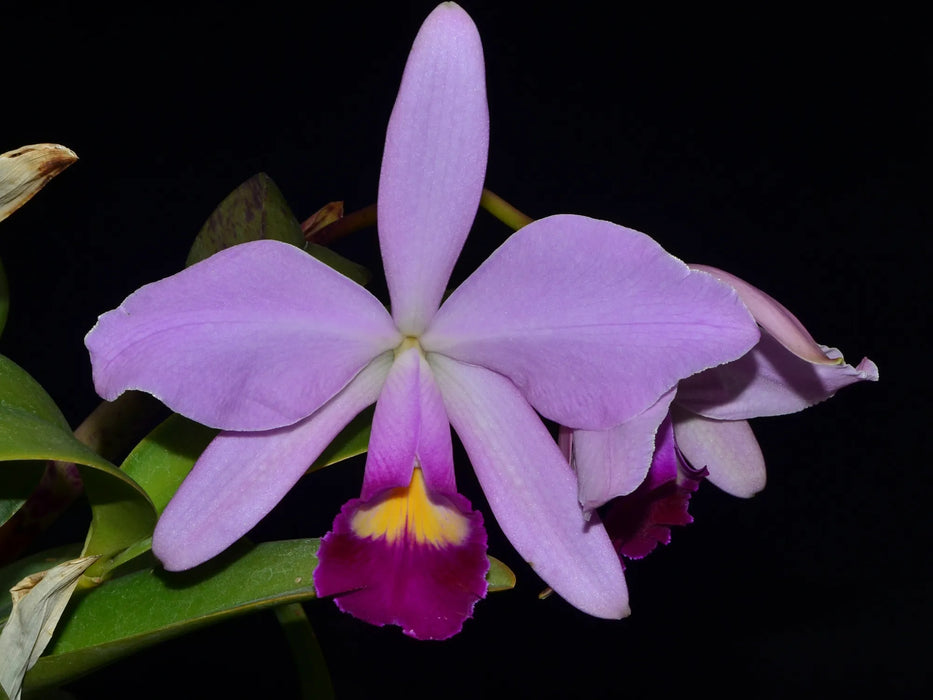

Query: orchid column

[85,3,760,639]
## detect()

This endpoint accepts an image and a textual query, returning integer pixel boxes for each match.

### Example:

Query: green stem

[303,189,533,247]
[479,188,534,230]
[274,603,335,700]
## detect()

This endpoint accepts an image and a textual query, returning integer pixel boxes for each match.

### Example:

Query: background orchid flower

[570,264,879,518]
[598,416,706,563]
[84,3,760,639]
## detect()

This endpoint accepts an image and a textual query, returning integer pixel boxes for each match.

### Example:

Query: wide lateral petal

[361,346,456,498]
[671,406,766,498]
[430,353,629,619]
[86,240,400,431]
[573,388,676,512]
[152,353,393,571]
[377,2,489,335]
[423,215,760,430]
[676,332,879,420]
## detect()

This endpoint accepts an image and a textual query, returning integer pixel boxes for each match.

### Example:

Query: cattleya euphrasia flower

[567,265,878,560]
[84,3,761,639]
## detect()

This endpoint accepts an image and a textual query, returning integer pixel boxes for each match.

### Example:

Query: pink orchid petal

[362,347,456,498]
[315,469,487,640]
[87,240,400,431]
[378,3,488,335]
[430,353,629,619]
[671,406,766,498]
[424,215,759,430]
[676,332,879,420]
[573,389,677,512]
[152,354,393,571]
[688,264,840,365]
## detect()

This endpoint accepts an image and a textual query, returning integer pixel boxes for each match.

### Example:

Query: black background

[2,2,928,698]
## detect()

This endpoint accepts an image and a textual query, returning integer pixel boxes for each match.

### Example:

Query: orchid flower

[597,417,706,563]
[85,3,760,639]
[570,264,879,521]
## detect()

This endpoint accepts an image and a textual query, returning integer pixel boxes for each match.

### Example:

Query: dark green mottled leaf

[184,172,372,285]
[185,172,306,267]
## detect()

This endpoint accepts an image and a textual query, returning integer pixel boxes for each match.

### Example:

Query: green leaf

[0,355,71,431]
[117,403,373,519]
[0,461,45,528]
[184,172,371,285]
[1,354,76,528]
[305,241,371,286]
[185,172,307,267]
[15,539,516,690]
[0,355,156,572]
[120,413,217,516]
[309,405,373,471]
[23,539,322,690]
[0,256,8,338]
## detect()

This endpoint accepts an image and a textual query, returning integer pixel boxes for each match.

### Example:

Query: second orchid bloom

[569,265,878,565]
[85,4,762,638]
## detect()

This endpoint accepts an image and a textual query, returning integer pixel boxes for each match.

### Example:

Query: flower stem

[302,189,533,247]
[274,603,335,700]
[304,203,377,246]
[479,188,534,230]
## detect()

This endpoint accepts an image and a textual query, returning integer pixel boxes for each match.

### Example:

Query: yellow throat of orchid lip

[350,467,469,547]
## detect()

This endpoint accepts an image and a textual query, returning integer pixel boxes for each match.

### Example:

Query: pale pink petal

[671,406,766,498]
[689,264,840,365]
[430,353,629,619]
[361,347,456,498]
[423,215,759,430]
[573,388,677,512]
[378,3,488,335]
[87,240,400,431]
[152,353,393,571]
[676,332,879,420]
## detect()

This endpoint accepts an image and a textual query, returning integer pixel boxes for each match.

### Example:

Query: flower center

[394,335,422,358]
[350,467,469,547]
